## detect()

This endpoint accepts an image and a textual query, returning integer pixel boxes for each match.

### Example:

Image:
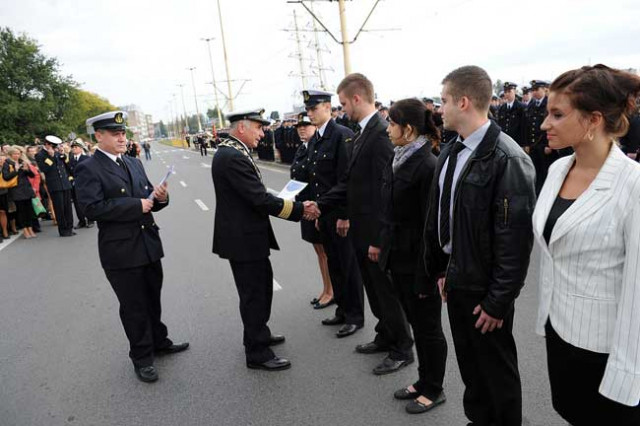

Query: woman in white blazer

[533,64,640,425]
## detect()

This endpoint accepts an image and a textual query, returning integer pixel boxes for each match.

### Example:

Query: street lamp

[187,67,203,132]
[177,84,190,134]
[201,37,224,128]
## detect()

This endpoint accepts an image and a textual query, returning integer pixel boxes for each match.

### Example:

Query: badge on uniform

[114,113,124,124]
[44,158,53,166]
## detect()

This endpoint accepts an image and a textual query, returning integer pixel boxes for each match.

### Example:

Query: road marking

[273,279,282,291]
[182,156,189,159]
[0,233,20,253]
[194,199,209,211]
[180,181,187,187]
[201,162,211,168]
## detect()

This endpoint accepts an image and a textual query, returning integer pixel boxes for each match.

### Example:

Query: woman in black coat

[379,98,447,414]
[2,147,36,238]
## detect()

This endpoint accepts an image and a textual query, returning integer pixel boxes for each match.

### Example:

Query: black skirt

[300,219,321,244]
[0,192,8,211]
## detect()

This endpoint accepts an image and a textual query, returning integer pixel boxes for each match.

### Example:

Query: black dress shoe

[336,323,362,338]
[394,387,420,400]
[373,356,414,375]
[313,298,335,310]
[155,342,190,355]
[310,297,320,305]
[134,365,158,383]
[405,392,446,414]
[269,334,285,346]
[321,316,345,326]
[247,356,291,371]
[355,341,389,354]
[75,223,87,229]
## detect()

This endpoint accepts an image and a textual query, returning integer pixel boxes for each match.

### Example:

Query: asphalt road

[0,142,565,426]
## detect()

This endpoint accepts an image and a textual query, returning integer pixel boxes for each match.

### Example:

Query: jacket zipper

[503,197,509,226]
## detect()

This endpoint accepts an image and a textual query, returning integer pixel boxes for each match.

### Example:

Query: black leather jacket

[423,122,536,319]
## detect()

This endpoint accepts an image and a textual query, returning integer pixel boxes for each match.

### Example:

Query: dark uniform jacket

[35,150,72,192]
[211,136,304,262]
[379,145,436,295]
[523,96,548,149]
[306,119,353,219]
[75,150,168,270]
[423,122,536,319]
[290,143,311,201]
[318,112,394,250]
[68,153,89,179]
[2,160,35,201]
[496,100,526,146]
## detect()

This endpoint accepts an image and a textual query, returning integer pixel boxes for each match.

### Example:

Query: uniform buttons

[314,162,317,165]
[141,225,145,229]
[121,188,125,193]
[315,183,318,186]
[144,186,148,190]
[317,193,320,197]
[312,173,315,176]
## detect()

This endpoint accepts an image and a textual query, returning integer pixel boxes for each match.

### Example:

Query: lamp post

[201,37,224,127]
[187,67,203,132]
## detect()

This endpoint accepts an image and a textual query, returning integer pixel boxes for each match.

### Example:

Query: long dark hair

[389,98,441,147]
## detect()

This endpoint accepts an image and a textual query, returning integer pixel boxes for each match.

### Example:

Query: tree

[158,121,168,137]
[493,79,504,96]
[63,90,117,139]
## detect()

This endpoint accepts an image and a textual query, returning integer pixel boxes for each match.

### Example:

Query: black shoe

[60,233,73,237]
[86,222,94,228]
[373,356,414,375]
[405,392,446,414]
[75,223,87,229]
[269,334,285,346]
[247,356,291,371]
[134,365,158,383]
[394,387,420,400]
[310,297,320,305]
[355,341,389,354]
[313,298,335,310]
[336,323,362,338]
[155,342,190,356]
[321,316,345,326]
[72,231,77,235]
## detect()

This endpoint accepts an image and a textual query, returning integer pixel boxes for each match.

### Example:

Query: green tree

[158,121,168,137]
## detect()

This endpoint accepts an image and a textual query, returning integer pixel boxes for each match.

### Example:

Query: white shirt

[97,147,120,164]
[437,120,491,254]
[358,110,377,133]
[506,102,514,109]
[317,120,330,138]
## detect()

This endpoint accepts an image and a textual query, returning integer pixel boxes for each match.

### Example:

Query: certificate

[148,165,175,200]
[277,179,307,200]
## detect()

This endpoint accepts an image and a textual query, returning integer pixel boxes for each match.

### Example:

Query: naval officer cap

[302,90,333,107]
[422,97,434,104]
[503,81,518,90]
[530,80,551,89]
[295,112,314,127]
[521,85,531,94]
[226,109,271,125]
[87,111,128,131]
[44,135,62,145]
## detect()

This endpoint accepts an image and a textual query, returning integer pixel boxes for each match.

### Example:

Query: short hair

[337,73,375,104]
[550,64,640,137]
[441,65,493,112]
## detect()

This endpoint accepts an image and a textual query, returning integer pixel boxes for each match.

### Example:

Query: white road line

[194,199,209,211]
[201,162,211,168]
[180,181,187,187]
[182,156,189,159]
[273,279,282,291]
[0,233,20,253]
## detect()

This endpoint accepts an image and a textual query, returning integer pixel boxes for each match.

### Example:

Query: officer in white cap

[75,111,189,383]
[35,135,74,236]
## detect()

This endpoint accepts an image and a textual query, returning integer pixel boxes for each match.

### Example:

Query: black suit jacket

[75,150,168,270]
[496,101,526,146]
[211,137,304,261]
[68,154,89,178]
[379,146,436,294]
[318,112,394,251]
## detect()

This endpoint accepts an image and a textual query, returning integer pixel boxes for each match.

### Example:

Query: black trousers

[104,261,171,367]
[447,291,521,426]
[545,321,640,426]
[200,144,207,156]
[71,186,87,226]
[229,258,275,364]
[353,237,413,360]
[50,189,73,235]
[319,215,364,326]
[529,145,558,195]
[390,270,447,401]
[14,199,33,229]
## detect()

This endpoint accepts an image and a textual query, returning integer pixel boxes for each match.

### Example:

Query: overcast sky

[2,0,640,124]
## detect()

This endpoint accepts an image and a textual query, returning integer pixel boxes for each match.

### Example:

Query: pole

[310,2,326,90]
[216,0,234,111]
[177,84,190,133]
[187,67,203,132]
[338,0,351,75]
[293,10,307,89]
[202,37,225,127]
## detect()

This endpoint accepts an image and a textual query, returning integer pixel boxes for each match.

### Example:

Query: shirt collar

[318,119,330,137]
[358,110,378,133]
[507,102,513,108]
[457,120,491,151]
[97,147,120,163]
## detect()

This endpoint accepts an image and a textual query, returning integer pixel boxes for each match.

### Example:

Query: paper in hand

[277,179,308,200]
[148,165,175,200]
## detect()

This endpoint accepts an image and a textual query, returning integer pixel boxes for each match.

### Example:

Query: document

[148,165,175,200]
[277,179,308,200]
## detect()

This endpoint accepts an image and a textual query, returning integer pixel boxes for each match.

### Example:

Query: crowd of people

[210,65,640,426]
[0,137,150,243]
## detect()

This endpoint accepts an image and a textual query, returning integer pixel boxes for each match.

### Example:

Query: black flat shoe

[269,334,285,346]
[155,342,190,355]
[355,341,389,354]
[310,297,320,305]
[247,356,291,371]
[373,356,414,375]
[394,387,420,400]
[321,316,345,326]
[405,392,446,414]
[313,298,335,310]
[134,365,158,383]
[336,323,362,338]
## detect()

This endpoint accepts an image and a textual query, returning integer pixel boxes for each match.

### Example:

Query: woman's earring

[587,131,594,141]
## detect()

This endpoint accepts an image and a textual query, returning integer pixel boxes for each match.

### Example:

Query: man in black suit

[524,79,556,193]
[211,109,320,371]
[496,82,526,147]
[316,74,414,375]
[35,135,75,237]
[303,90,364,337]
[68,139,93,229]
[75,111,188,383]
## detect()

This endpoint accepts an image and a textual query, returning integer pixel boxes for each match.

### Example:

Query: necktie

[439,141,466,248]
[116,157,125,168]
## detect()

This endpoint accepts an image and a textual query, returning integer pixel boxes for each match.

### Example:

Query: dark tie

[439,141,466,248]
[116,157,125,169]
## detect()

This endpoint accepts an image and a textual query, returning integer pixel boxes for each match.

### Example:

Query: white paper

[277,179,308,200]
[148,165,175,200]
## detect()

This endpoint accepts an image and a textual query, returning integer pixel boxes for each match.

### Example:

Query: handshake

[302,201,321,221]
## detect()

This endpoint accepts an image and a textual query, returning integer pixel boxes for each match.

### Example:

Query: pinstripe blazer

[533,144,640,406]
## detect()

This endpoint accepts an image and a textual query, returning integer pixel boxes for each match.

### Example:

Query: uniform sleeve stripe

[277,199,294,219]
